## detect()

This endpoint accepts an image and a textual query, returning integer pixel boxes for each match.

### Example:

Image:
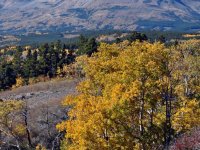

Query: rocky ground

[0,78,78,102]
[0,78,79,148]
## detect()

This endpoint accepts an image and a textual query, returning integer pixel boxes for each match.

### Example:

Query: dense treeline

[0,41,75,90]
[0,35,100,90]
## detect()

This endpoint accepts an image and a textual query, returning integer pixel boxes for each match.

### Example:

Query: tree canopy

[57,40,200,149]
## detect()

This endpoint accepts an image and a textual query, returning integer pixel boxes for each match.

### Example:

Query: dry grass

[0,78,79,148]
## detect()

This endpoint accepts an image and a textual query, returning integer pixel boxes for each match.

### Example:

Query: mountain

[0,0,200,34]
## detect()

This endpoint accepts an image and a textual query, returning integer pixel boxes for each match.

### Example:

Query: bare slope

[0,0,200,33]
[0,79,78,103]
[0,79,78,146]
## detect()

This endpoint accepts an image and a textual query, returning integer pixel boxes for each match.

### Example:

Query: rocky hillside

[0,0,200,34]
[0,79,78,148]
[0,80,78,149]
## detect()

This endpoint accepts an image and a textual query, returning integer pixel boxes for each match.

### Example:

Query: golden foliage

[36,144,47,150]
[0,100,24,139]
[57,40,200,149]
[12,77,26,89]
[0,100,23,119]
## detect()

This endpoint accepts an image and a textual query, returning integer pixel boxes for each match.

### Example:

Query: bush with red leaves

[170,128,200,150]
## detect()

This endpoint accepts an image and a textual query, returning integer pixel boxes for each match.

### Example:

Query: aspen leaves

[57,40,200,149]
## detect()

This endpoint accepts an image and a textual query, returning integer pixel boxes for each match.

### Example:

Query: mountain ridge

[0,0,200,34]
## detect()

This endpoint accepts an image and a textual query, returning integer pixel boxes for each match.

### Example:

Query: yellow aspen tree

[57,40,200,150]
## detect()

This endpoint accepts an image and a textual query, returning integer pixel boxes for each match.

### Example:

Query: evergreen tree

[12,46,23,76]
[158,35,166,43]
[127,31,148,42]
[77,35,88,55]
[23,49,33,78]
[23,49,39,78]
[32,50,39,77]
[115,37,121,44]
[86,37,98,56]
[0,60,16,90]
[50,42,59,77]
[66,49,75,65]
[58,44,67,70]
[77,35,98,56]
[38,43,50,75]
[55,40,62,54]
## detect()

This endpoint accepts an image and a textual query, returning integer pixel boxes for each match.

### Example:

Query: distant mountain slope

[0,0,200,34]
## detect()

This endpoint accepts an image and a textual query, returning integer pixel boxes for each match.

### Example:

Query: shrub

[170,128,200,150]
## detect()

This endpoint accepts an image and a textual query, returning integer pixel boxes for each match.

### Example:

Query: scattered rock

[15,94,25,100]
